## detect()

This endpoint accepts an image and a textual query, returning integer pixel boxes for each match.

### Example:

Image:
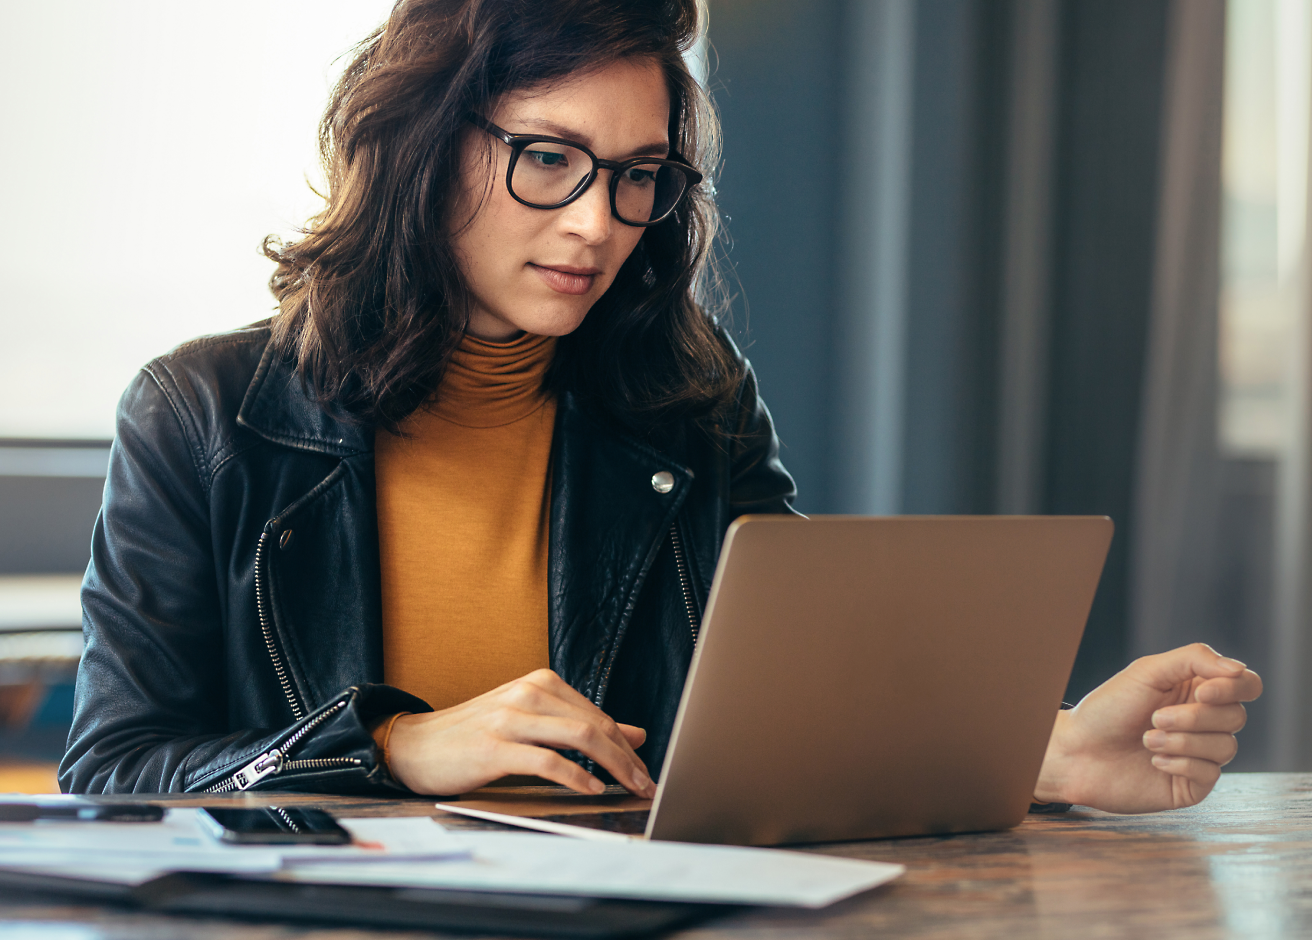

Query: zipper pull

[230,748,284,790]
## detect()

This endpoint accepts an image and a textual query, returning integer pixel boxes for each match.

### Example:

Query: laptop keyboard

[535,810,651,836]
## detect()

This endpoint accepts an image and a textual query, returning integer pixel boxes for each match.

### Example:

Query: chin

[509,299,596,337]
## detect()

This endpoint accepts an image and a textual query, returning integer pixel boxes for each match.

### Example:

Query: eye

[525,148,569,168]
[622,166,657,185]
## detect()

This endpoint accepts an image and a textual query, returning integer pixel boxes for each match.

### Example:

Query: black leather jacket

[59,323,796,795]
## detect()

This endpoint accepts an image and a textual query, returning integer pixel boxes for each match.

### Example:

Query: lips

[530,263,600,296]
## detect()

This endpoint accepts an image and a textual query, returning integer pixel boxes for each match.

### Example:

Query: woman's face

[449,57,671,341]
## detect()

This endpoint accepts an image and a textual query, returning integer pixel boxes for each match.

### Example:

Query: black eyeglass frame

[467,114,703,227]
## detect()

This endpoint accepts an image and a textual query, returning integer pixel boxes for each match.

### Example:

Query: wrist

[381,712,430,791]
[1032,708,1074,804]
[370,712,413,772]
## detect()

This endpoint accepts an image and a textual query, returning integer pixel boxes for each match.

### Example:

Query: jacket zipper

[669,521,701,646]
[256,528,304,722]
[206,699,360,793]
[592,520,700,710]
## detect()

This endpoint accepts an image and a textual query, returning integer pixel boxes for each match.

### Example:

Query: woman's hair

[265,0,741,433]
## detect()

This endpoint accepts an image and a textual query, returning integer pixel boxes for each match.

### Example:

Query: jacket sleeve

[727,361,800,517]
[58,369,425,795]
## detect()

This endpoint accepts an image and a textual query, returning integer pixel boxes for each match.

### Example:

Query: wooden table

[2,772,1309,938]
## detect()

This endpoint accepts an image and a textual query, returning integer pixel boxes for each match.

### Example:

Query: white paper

[280,817,469,865]
[0,810,467,884]
[0,808,284,875]
[279,830,905,908]
[0,807,903,907]
[15,862,182,886]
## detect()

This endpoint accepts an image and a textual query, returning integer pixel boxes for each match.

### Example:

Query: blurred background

[0,0,1306,790]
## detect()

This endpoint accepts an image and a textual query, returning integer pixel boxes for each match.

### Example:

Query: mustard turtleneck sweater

[374,331,556,713]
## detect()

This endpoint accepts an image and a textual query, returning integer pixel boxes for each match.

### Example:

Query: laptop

[437,515,1113,846]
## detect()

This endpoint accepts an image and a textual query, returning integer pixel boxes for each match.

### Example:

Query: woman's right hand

[384,668,656,798]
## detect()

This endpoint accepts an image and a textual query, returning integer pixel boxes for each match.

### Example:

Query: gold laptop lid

[648,515,1112,846]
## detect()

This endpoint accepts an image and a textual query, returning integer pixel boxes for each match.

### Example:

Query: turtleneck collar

[429,331,557,429]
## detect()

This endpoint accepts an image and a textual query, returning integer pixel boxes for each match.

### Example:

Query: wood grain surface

[1,771,1308,938]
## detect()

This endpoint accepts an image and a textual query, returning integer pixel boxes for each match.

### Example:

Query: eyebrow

[512,118,670,158]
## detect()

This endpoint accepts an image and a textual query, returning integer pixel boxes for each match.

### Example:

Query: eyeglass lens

[512,142,691,224]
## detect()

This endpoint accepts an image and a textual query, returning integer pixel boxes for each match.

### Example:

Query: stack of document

[282,830,902,908]
[0,807,468,886]
[0,801,904,909]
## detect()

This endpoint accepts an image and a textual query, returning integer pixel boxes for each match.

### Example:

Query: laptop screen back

[647,515,1112,846]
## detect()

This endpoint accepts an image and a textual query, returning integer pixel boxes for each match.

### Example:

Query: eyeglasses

[467,114,703,227]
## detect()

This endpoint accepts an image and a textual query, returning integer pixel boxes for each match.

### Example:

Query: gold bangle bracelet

[378,711,412,770]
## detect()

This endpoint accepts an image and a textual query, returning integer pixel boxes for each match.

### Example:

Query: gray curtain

[1129,2,1227,660]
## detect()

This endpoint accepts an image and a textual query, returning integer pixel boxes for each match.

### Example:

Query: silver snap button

[279,529,295,551]
[651,471,675,494]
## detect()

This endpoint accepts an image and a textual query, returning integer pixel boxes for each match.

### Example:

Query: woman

[61,0,1260,813]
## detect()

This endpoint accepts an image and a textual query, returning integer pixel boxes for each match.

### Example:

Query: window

[0,1,395,440]
[1219,0,1306,456]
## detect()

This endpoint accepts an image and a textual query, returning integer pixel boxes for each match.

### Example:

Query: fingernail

[1151,754,1171,769]
[1221,657,1247,672]
[1153,710,1175,729]
[588,778,605,794]
[632,771,651,793]
[1143,730,1168,749]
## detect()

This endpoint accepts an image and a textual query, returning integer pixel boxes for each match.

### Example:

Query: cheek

[454,191,536,277]
[448,143,527,267]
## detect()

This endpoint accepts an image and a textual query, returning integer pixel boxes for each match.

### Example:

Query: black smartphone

[198,806,352,845]
[0,802,164,823]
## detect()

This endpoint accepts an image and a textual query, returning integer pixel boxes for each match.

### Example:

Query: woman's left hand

[1032,643,1263,814]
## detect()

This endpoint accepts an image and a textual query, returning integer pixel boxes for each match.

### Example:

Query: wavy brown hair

[265,0,740,433]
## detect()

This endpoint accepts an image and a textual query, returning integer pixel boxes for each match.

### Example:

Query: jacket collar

[236,332,697,707]
[236,337,373,456]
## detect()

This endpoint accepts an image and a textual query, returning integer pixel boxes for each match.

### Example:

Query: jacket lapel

[548,394,694,704]
[237,341,383,710]
[237,339,696,711]
[264,453,385,708]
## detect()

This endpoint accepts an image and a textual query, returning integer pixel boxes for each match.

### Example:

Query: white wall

[0,1,396,439]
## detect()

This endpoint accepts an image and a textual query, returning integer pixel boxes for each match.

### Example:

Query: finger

[498,742,607,795]
[618,723,647,748]
[516,671,644,751]
[539,704,651,785]
[1149,753,1222,803]
[1128,643,1248,692]
[494,710,655,797]
[1194,670,1263,705]
[1142,730,1239,766]
[1153,702,1247,733]
[498,673,651,779]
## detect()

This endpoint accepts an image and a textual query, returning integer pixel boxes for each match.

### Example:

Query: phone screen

[199,806,352,845]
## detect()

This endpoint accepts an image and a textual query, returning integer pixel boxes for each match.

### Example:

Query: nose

[557,172,613,245]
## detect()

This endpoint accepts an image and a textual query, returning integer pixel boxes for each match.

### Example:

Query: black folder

[0,868,729,937]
